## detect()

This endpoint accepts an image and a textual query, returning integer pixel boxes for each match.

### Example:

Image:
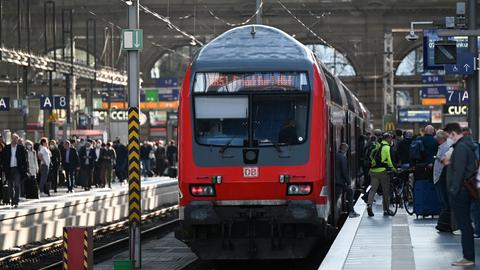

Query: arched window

[396,46,444,76]
[306,44,356,76]
[150,46,198,79]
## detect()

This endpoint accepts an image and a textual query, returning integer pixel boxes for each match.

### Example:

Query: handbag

[464,173,479,200]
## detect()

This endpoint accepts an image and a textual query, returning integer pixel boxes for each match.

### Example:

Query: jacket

[370,140,395,173]
[420,134,438,164]
[78,146,96,168]
[447,136,477,195]
[396,138,412,165]
[62,147,79,168]
[335,151,350,186]
[3,144,29,176]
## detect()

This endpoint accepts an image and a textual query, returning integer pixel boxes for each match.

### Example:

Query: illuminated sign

[193,72,310,92]
[443,105,467,115]
[398,109,431,123]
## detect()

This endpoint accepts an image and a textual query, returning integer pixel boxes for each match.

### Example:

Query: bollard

[63,227,94,270]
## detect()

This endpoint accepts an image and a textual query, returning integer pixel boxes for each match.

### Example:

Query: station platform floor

[320,197,480,270]
[0,177,178,251]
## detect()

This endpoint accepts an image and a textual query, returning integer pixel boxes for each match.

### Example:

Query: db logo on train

[243,167,259,178]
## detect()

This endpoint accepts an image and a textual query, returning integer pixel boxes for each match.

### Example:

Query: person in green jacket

[367,132,396,217]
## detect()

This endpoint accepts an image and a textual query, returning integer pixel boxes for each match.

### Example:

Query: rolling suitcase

[167,167,177,178]
[25,176,39,199]
[413,179,440,218]
[2,185,9,205]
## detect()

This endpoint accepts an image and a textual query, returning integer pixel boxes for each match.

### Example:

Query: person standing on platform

[420,125,438,177]
[78,140,95,191]
[367,132,396,217]
[93,140,105,187]
[335,143,360,218]
[104,142,116,189]
[433,130,453,232]
[48,140,61,193]
[361,134,378,203]
[461,128,480,238]
[396,131,413,169]
[166,140,178,168]
[444,122,477,267]
[3,133,28,207]
[0,135,6,185]
[140,141,152,177]
[37,138,51,196]
[113,139,128,183]
[25,140,38,197]
[62,140,79,193]
[155,140,167,176]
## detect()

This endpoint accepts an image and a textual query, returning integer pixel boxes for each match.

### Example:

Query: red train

[175,25,371,260]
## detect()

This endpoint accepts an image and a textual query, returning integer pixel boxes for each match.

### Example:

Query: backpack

[369,144,386,168]
[364,143,376,167]
[409,139,424,161]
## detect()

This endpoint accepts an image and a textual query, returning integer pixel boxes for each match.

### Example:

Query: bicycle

[388,168,415,216]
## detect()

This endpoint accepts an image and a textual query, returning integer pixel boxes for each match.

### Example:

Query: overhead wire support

[277,0,333,48]
[205,0,264,27]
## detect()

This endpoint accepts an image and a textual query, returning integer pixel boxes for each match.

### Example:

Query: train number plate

[243,167,259,178]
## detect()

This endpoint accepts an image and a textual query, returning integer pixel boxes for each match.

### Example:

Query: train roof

[192,25,314,72]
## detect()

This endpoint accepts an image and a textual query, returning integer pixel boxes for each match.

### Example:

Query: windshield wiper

[219,139,234,154]
[273,143,283,153]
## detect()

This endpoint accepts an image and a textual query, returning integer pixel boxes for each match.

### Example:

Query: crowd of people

[349,123,480,267]
[0,133,178,208]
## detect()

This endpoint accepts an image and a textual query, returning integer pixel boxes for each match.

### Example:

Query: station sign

[434,40,457,64]
[94,110,129,122]
[445,51,476,75]
[40,96,68,110]
[122,29,143,50]
[0,97,9,111]
[420,86,447,105]
[398,108,431,123]
[421,75,444,84]
[443,105,467,115]
[155,77,178,88]
[446,88,468,104]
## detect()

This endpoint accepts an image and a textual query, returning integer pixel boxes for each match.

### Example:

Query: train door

[328,122,341,226]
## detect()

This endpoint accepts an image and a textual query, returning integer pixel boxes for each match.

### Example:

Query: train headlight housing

[287,183,312,196]
[190,184,216,197]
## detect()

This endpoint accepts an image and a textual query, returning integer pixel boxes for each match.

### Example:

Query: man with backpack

[367,132,396,217]
[362,135,378,203]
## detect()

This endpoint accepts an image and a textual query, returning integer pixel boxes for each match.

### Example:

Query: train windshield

[193,72,310,147]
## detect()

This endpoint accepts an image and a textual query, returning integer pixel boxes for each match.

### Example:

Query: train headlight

[190,184,216,197]
[287,183,312,196]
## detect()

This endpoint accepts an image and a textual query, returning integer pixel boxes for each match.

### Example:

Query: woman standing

[25,140,39,198]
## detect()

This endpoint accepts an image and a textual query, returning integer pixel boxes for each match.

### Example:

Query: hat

[382,132,392,139]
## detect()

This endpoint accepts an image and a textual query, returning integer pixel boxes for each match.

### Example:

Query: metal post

[127,1,141,268]
[467,0,479,140]
[49,71,54,138]
[256,0,262,24]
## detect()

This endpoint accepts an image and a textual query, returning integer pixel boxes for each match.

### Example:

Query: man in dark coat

[335,143,359,218]
[420,125,438,165]
[444,122,477,267]
[62,140,79,193]
[48,140,61,192]
[155,141,167,176]
[3,133,28,207]
[166,140,178,168]
[113,139,128,183]
[396,131,413,168]
[78,140,96,191]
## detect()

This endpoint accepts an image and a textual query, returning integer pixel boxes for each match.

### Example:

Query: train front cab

[176,64,332,260]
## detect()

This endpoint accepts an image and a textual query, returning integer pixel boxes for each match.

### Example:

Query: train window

[194,96,248,146]
[324,73,342,106]
[344,89,355,112]
[193,72,310,93]
[252,94,308,146]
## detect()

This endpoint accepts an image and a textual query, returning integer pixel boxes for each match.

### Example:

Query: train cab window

[194,96,248,146]
[252,94,308,146]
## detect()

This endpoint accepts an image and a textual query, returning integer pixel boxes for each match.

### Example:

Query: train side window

[325,73,342,106]
[344,89,355,112]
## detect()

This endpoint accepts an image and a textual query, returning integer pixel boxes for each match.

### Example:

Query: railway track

[0,205,179,270]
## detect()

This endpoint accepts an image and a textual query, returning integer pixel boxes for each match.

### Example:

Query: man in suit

[78,140,96,191]
[62,140,79,193]
[3,133,28,207]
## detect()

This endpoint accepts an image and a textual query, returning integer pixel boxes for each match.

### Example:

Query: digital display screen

[398,109,431,123]
[193,72,309,93]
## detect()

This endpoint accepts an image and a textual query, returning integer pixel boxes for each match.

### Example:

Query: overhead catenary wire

[204,0,264,27]
[118,0,204,46]
[277,0,333,48]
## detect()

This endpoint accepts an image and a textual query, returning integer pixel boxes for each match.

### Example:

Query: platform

[320,197,480,270]
[0,177,178,250]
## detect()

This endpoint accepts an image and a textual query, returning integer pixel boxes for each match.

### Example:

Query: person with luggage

[367,132,396,217]
[361,135,378,203]
[3,133,28,207]
[62,140,79,193]
[104,142,116,189]
[25,140,39,198]
[444,122,477,267]
[37,138,51,196]
[48,140,61,193]
[433,130,453,232]
[335,143,360,218]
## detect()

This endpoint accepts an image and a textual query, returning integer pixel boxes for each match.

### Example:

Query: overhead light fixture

[125,0,133,6]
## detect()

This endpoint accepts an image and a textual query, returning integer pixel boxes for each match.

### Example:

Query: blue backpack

[409,139,424,161]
